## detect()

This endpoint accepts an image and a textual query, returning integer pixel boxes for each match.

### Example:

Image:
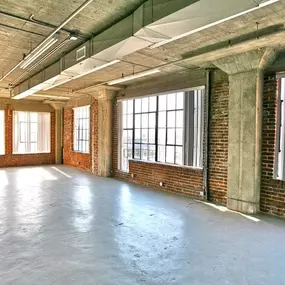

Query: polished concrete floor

[0,166,284,285]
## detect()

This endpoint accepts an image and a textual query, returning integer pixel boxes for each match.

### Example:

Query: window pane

[127,130,133,144]
[149,113,156,128]
[159,95,167,111]
[141,145,148,160]
[134,144,140,159]
[123,144,128,158]
[127,100,133,114]
[142,98,149,113]
[149,129,155,144]
[135,129,141,143]
[176,128,183,145]
[167,111,175,128]
[122,114,127,128]
[148,145,155,161]
[149,96,157,112]
[176,92,184,109]
[123,101,127,114]
[166,146,175,164]
[141,129,148,143]
[158,111,166,128]
[158,128,166,145]
[176,111,183,128]
[158,146,166,162]
[175,146,183,165]
[167,94,176,110]
[135,99,142,113]
[142,114,148,128]
[123,130,128,144]
[127,114,133,128]
[135,114,141,129]
[167,128,175,145]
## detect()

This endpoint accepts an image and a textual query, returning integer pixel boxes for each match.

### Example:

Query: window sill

[12,152,51,155]
[72,151,90,155]
[129,159,203,171]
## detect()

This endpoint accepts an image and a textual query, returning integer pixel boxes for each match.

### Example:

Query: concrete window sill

[129,159,203,172]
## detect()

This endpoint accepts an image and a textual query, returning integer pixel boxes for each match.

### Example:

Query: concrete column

[92,88,116,177]
[49,103,64,165]
[213,48,276,214]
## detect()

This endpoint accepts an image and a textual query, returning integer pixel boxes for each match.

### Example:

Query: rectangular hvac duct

[11,0,275,99]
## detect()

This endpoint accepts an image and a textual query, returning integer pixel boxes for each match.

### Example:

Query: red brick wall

[63,101,98,173]
[208,81,229,205]
[0,105,55,167]
[260,77,285,217]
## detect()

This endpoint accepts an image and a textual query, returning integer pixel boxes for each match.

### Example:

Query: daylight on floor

[0,0,285,284]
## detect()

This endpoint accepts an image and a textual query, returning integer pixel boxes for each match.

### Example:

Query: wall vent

[76,46,86,61]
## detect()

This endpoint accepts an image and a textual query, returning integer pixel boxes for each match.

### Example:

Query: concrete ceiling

[1,0,285,101]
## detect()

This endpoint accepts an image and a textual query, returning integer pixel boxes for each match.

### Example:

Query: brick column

[92,88,116,177]
[213,48,276,214]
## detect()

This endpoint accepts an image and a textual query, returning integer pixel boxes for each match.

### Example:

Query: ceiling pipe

[0,10,88,38]
[0,0,93,83]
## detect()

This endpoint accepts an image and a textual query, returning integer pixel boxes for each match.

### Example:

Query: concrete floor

[0,166,284,285]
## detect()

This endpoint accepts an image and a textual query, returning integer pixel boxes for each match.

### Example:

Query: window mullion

[155,96,159,162]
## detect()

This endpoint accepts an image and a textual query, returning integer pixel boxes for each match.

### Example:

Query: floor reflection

[72,185,94,233]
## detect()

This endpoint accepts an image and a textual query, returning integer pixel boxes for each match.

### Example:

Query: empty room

[0,0,285,284]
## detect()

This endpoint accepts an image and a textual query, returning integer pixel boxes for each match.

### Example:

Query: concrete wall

[0,99,55,167]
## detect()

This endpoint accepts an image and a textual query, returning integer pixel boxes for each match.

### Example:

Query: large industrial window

[119,88,204,172]
[0,111,4,155]
[274,78,285,180]
[73,106,90,153]
[13,111,51,154]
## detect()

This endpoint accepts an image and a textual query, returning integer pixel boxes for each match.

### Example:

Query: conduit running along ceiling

[11,0,273,99]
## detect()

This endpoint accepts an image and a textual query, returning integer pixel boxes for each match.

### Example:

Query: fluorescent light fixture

[43,77,72,91]
[107,69,161,85]
[20,36,59,69]
[150,0,280,49]
[44,60,121,90]
[72,59,121,80]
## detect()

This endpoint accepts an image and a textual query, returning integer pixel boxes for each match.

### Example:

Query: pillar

[213,48,276,214]
[92,88,116,177]
[50,103,64,164]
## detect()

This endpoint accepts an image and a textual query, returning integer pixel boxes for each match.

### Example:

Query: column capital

[213,48,277,75]
[48,101,66,110]
[90,86,117,101]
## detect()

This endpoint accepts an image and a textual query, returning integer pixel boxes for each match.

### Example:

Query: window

[13,111,51,154]
[73,106,90,153]
[275,78,285,180]
[119,89,204,172]
[0,110,4,155]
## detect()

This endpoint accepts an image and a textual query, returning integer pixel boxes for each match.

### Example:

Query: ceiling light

[70,34,78,41]
[107,69,161,85]
[44,60,121,90]
[72,60,121,80]
[150,0,280,49]
[20,36,59,69]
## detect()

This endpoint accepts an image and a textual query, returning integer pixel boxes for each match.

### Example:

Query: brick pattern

[0,105,55,167]
[63,101,98,173]
[208,82,229,205]
[260,77,285,217]
[112,101,204,198]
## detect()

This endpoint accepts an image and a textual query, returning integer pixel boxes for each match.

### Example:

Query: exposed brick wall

[63,101,98,173]
[0,105,55,167]
[208,81,229,205]
[260,77,285,217]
